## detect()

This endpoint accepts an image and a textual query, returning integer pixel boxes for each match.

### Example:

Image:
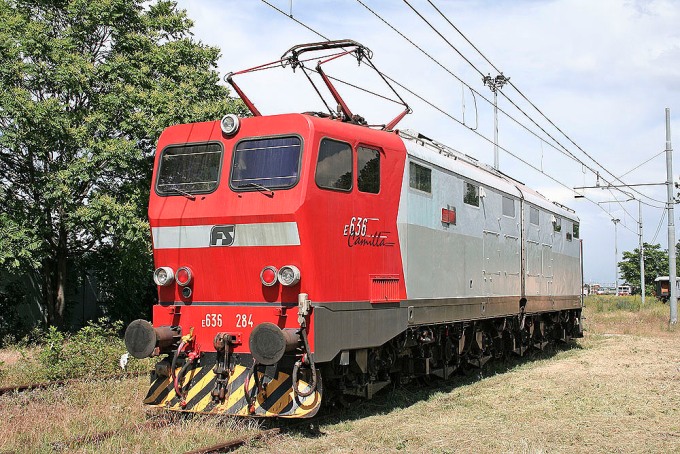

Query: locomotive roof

[399,129,579,222]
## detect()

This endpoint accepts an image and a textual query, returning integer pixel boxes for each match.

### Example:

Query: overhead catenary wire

[257,2,668,215]
[360,0,665,221]
[360,0,664,212]
[425,0,500,73]
[651,208,667,244]
[257,0,639,233]
[620,150,666,179]
[381,70,639,236]
[598,200,638,236]
[604,187,637,226]
[424,0,666,207]
[403,0,485,78]
[260,0,329,41]
[382,60,640,235]
[400,0,597,169]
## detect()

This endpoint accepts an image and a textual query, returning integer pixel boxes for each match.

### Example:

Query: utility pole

[666,108,677,324]
[483,73,509,170]
[612,218,620,294]
[639,200,645,305]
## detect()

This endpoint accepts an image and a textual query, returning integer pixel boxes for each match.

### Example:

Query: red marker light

[260,266,278,287]
[175,267,193,286]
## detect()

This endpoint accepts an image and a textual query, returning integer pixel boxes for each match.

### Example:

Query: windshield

[156,142,222,195]
[230,136,302,190]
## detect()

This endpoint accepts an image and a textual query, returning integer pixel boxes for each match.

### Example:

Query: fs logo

[210,225,235,247]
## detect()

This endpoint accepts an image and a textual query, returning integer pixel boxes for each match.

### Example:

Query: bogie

[325,309,582,401]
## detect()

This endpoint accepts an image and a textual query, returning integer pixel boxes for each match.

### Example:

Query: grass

[0,346,44,387]
[0,376,262,453]
[0,319,154,388]
[584,294,677,337]
[0,298,678,453]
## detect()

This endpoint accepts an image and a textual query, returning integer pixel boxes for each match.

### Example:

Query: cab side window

[357,146,380,194]
[316,138,352,191]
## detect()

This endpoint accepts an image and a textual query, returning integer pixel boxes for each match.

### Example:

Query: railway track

[47,415,294,453]
[6,344,572,452]
[47,402,335,453]
[3,371,310,453]
[51,417,174,451]
[0,371,147,396]
[50,419,281,453]
[17,347,554,452]
[183,428,281,454]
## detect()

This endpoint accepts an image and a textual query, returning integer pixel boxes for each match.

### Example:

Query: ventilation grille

[370,275,400,303]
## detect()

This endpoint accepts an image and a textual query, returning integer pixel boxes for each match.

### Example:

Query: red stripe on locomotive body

[149,113,407,353]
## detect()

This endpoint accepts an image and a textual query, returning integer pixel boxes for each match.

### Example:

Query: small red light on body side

[260,266,278,287]
[176,267,193,286]
[441,207,456,225]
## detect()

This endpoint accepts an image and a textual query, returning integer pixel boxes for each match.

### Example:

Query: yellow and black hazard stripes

[143,364,212,410]
[143,362,322,418]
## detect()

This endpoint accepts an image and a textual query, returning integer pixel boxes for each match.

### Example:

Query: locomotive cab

[125,112,406,417]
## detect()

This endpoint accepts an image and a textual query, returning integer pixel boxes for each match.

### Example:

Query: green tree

[618,242,673,295]
[0,0,246,326]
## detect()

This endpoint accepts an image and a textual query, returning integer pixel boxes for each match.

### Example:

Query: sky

[177,0,680,284]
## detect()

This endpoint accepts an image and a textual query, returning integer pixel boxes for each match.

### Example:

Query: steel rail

[0,371,146,396]
[51,417,173,450]
[183,428,281,454]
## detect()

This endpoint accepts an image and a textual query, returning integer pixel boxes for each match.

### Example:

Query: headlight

[277,265,300,286]
[175,266,193,287]
[220,114,240,135]
[260,266,278,287]
[153,267,175,286]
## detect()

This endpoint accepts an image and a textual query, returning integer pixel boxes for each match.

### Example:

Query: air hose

[292,359,317,398]
[243,358,263,414]
[171,329,195,408]
[171,341,185,387]
[174,357,194,408]
[292,328,317,398]
[171,341,190,406]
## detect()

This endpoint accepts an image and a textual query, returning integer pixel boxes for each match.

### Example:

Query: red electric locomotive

[124,41,583,418]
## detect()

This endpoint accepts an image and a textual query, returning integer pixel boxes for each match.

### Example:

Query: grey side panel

[402,295,581,326]
[405,297,517,325]
[525,295,582,312]
[522,202,581,298]
[312,295,581,363]
[313,306,408,362]
[401,223,527,299]
[399,141,581,304]
[403,224,484,298]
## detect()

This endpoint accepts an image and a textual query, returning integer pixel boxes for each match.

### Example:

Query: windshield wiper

[238,182,274,198]
[168,186,196,200]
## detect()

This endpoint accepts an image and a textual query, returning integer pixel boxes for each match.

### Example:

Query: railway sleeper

[326,309,582,401]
